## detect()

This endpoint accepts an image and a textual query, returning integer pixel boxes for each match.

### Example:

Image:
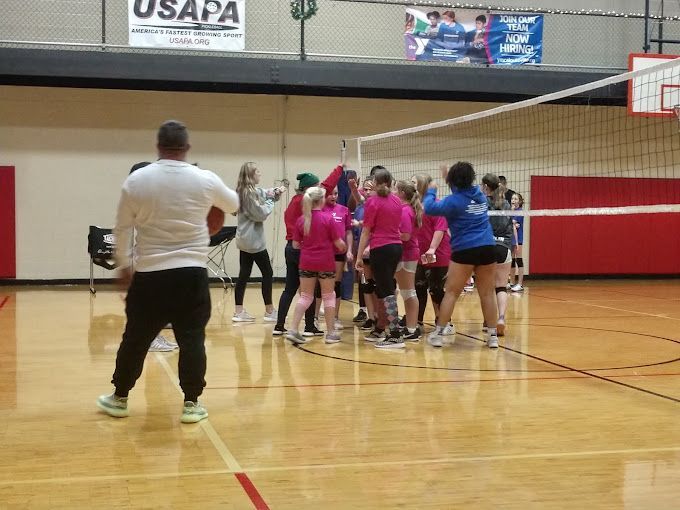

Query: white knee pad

[297,292,314,309]
[401,288,417,301]
[321,292,336,310]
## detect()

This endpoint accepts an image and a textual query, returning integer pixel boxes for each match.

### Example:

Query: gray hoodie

[236,187,279,253]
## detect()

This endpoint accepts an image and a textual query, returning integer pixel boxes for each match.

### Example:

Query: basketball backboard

[628,53,680,117]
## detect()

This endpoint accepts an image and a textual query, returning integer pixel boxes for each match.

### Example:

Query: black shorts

[493,245,511,264]
[334,254,346,262]
[299,269,336,279]
[451,245,496,266]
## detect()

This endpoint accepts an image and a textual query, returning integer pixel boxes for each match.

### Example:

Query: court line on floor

[0,296,9,310]
[4,445,679,487]
[155,354,270,510]
[205,370,680,391]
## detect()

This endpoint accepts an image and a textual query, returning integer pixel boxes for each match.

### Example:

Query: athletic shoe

[285,331,307,344]
[360,319,375,331]
[181,401,208,424]
[352,309,368,323]
[334,319,345,330]
[403,327,422,342]
[364,329,386,342]
[487,335,499,349]
[272,325,287,336]
[427,330,444,348]
[511,284,524,292]
[496,319,506,337]
[160,335,178,350]
[232,310,255,322]
[263,310,278,322]
[374,334,406,349]
[463,284,475,292]
[442,324,456,336]
[96,393,129,418]
[149,336,175,352]
[302,326,325,337]
[325,332,342,344]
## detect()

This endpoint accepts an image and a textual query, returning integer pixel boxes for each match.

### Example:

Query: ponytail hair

[373,168,393,197]
[236,161,259,212]
[481,173,505,209]
[302,186,326,235]
[397,181,423,227]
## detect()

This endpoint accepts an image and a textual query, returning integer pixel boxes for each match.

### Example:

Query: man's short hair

[157,120,189,150]
[427,11,440,19]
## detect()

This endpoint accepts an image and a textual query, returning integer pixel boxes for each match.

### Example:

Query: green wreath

[291,0,318,21]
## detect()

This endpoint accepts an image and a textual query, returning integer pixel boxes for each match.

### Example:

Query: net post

[673,105,680,131]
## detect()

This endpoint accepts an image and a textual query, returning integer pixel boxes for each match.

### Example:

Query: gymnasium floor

[0,280,679,509]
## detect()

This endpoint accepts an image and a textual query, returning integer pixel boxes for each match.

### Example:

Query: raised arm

[423,188,448,217]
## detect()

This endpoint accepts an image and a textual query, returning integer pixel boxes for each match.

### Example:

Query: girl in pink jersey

[355,168,405,349]
[287,187,346,345]
[395,181,424,341]
[413,173,454,334]
[322,187,353,330]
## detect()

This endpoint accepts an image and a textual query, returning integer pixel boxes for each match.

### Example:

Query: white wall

[0,85,495,280]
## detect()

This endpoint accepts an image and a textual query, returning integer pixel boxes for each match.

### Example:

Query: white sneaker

[442,324,456,336]
[487,335,499,349]
[333,319,344,330]
[427,330,443,348]
[511,284,524,292]
[263,310,278,322]
[158,335,178,350]
[232,310,255,322]
[149,337,174,352]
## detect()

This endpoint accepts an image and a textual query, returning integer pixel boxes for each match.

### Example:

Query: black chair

[207,226,237,289]
[88,226,117,294]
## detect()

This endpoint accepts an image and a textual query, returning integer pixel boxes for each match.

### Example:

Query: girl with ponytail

[395,181,423,341]
[286,187,347,345]
[355,167,406,349]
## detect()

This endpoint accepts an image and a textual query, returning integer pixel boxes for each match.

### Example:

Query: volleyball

[207,206,224,236]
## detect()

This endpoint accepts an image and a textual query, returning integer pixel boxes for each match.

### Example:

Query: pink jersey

[417,214,451,267]
[293,210,340,272]
[400,204,420,262]
[363,193,402,249]
[323,203,351,253]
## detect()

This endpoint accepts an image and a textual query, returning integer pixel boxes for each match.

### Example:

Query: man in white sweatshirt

[97,120,239,424]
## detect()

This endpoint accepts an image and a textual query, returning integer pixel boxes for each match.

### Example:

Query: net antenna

[674,104,680,130]
[340,139,347,166]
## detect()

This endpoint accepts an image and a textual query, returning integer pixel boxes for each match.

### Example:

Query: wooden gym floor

[0,280,678,509]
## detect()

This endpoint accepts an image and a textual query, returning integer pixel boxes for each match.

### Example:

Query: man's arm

[209,173,239,214]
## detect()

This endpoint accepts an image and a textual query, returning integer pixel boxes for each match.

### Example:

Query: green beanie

[296,172,320,190]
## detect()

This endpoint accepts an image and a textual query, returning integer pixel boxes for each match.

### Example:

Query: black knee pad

[430,287,445,304]
[516,258,524,268]
[511,258,517,268]
[334,281,342,298]
[495,286,507,295]
[363,279,376,294]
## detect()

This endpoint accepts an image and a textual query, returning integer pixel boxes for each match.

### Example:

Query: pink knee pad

[297,292,314,310]
[321,292,336,310]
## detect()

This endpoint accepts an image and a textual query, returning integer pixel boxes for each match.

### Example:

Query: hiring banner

[128,0,245,51]
[405,8,543,65]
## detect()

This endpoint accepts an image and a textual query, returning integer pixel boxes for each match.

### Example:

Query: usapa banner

[405,8,543,65]
[128,0,245,51]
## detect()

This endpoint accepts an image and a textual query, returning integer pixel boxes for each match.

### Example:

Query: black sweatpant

[112,267,210,402]
[234,249,273,306]
[275,241,315,329]
[415,264,448,322]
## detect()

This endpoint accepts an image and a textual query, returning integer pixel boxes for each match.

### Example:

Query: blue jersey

[352,202,365,243]
[423,185,494,253]
[513,209,524,245]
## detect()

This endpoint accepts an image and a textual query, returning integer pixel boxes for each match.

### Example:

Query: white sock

[488,327,497,336]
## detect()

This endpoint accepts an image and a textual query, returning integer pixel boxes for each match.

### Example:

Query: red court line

[0,296,9,310]
[234,472,270,510]
[207,371,680,391]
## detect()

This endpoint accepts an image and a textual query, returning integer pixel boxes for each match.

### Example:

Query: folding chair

[207,226,237,289]
[88,226,117,294]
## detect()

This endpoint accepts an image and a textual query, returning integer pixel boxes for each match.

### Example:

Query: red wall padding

[530,176,680,274]
[0,166,16,278]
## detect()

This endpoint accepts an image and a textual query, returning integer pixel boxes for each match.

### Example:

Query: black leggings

[415,265,448,322]
[369,244,402,298]
[276,241,315,329]
[235,250,273,306]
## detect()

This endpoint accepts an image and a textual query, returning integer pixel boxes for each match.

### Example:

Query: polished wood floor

[0,280,679,509]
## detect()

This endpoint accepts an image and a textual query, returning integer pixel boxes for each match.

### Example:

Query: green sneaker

[181,401,208,424]
[96,393,129,418]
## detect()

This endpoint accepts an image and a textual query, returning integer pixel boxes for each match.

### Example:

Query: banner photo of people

[128,0,245,52]
[405,8,543,65]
